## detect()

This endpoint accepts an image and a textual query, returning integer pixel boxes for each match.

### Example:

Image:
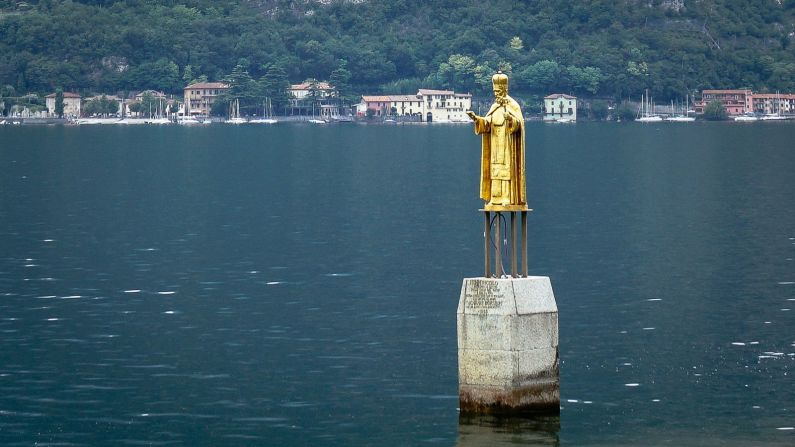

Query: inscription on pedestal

[465,281,503,312]
[458,278,560,414]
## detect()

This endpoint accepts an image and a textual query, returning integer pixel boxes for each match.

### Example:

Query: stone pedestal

[457,277,559,414]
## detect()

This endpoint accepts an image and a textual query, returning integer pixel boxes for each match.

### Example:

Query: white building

[289,81,334,103]
[543,94,577,122]
[46,92,81,117]
[357,89,472,122]
[417,89,471,122]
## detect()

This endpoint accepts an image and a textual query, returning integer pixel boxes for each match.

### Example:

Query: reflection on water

[458,414,560,446]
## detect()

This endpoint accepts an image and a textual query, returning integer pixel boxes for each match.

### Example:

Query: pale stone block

[456,281,468,314]
[517,347,559,379]
[457,313,513,351]
[513,276,557,315]
[458,349,517,387]
[460,278,516,316]
[457,277,559,414]
[511,312,558,351]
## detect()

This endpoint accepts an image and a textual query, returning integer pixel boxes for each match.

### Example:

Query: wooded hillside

[1,0,794,101]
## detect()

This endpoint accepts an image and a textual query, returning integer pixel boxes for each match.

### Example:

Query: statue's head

[492,71,508,100]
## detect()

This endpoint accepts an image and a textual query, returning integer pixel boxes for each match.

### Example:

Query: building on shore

[543,94,577,122]
[388,94,424,117]
[694,89,795,116]
[750,93,795,115]
[184,82,229,116]
[135,90,167,101]
[695,90,753,115]
[287,80,343,117]
[45,92,81,117]
[418,89,471,122]
[357,95,395,117]
[356,89,471,122]
[288,81,334,104]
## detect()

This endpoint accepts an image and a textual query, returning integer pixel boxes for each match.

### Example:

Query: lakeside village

[2,80,795,125]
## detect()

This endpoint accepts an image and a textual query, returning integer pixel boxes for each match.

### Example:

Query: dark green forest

[1,0,794,103]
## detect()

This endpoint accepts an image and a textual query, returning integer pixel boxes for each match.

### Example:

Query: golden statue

[467,71,526,211]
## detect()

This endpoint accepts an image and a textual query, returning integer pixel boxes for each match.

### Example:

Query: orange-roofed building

[356,90,472,121]
[184,82,229,116]
[695,90,753,115]
[289,81,334,103]
[45,92,81,117]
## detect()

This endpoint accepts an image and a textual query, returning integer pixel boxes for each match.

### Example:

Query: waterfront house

[134,90,167,101]
[751,93,795,115]
[417,89,472,122]
[543,94,577,122]
[45,92,81,117]
[358,95,392,116]
[289,81,334,104]
[184,82,229,116]
[387,95,423,117]
[287,80,338,117]
[358,90,471,121]
[695,90,753,115]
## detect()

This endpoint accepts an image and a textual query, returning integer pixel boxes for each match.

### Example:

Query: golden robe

[473,95,526,207]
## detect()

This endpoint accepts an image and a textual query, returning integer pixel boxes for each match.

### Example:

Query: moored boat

[734,114,759,122]
[636,90,663,122]
[666,116,695,122]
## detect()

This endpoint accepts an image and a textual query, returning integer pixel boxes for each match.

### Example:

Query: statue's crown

[492,71,508,88]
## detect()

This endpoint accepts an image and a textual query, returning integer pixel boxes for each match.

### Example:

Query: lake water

[0,122,793,446]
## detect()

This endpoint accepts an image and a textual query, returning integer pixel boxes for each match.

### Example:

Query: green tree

[54,88,64,118]
[622,48,650,96]
[223,63,257,114]
[437,54,476,92]
[126,59,182,93]
[259,62,290,114]
[567,66,603,95]
[590,100,609,120]
[138,93,166,118]
[102,96,119,116]
[127,101,143,116]
[0,85,15,116]
[182,65,194,85]
[306,78,321,102]
[615,102,637,121]
[84,95,119,117]
[380,77,423,94]
[210,97,229,117]
[473,63,497,92]
[329,60,352,100]
[703,100,727,121]
[517,60,561,93]
[83,98,100,116]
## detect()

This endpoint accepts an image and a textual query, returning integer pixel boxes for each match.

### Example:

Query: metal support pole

[495,212,502,277]
[521,211,528,277]
[484,211,491,278]
[511,212,518,277]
